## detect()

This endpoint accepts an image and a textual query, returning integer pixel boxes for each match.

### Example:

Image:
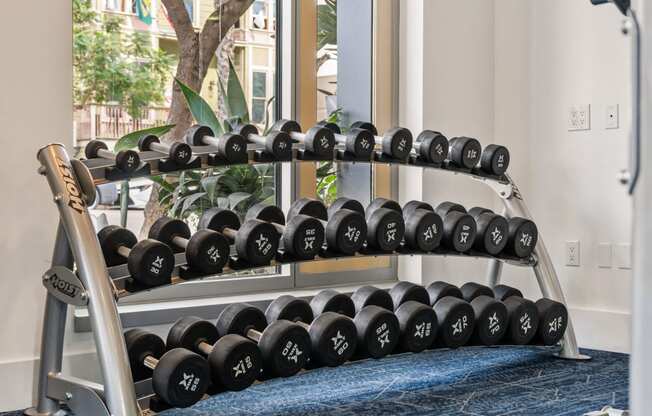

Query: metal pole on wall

[631,1,652,412]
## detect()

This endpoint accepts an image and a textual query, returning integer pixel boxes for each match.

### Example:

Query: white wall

[0,1,101,412]
[399,0,633,353]
[522,0,633,352]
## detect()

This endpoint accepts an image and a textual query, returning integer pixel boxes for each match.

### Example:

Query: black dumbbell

[310,289,357,318]
[166,316,262,391]
[138,134,193,165]
[98,225,175,287]
[245,203,324,261]
[312,287,433,356]
[230,123,293,160]
[448,136,482,169]
[287,198,366,255]
[265,295,358,367]
[350,121,414,161]
[388,282,439,353]
[184,125,248,164]
[413,130,450,164]
[148,217,229,274]
[480,144,510,176]
[272,119,335,158]
[467,207,509,256]
[426,282,476,348]
[199,208,280,266]
[216,303,311,377]
[125,329,210,408]
[317,122,376,159]
[327,197,365,219]
[364,198,406,252]
[312,287,399,358]
[434,202,477,253]
[460,282,509,346]
[505,217,539,258]
[493,285,540,345]
[353,285,436,354]
[402,201,444,252]
[85,140,141,172]
[533,298,568,346]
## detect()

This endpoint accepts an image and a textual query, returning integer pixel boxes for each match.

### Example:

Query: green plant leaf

[326,108,343,124]
[175,77,223,135]
[263,96,276,135]
[149,175,176,194]
[316,162,335,178]
[115,124,175,152]
[228,192,253,211]
[201,176,220,202]
[180,192,207,216]
[261,194,276,205]
[317,0,337,51]
[225,58,249,123]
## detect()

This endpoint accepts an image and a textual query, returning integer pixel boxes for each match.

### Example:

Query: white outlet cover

[597,243,612,269]
[606,104,619,129]
[568,105,591,131]
[565,241,580,267]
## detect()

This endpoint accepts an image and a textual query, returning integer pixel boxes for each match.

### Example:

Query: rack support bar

[496,177,590,360]
[26,223,72,416]
[36,145,140,416]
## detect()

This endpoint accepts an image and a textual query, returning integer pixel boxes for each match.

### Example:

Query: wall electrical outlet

[565,241,580,267]
[606,104,619,129]
[568,105,591,131]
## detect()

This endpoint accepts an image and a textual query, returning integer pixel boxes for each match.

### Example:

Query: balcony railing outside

[74,104,170,144]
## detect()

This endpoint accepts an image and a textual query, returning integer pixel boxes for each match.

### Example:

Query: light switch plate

[597,243,612,268]
[614,243,632,269]
[566,241,580,267]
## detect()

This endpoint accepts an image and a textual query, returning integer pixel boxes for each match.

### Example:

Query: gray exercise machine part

[27,144,139,416]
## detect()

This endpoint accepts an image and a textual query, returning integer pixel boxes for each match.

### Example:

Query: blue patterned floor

[5,346,628,416]
[162,346,628,416]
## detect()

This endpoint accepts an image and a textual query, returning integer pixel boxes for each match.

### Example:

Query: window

[251,0,268,29]
[251,71,268,124]
[72,0,283,310]
[103,0,136,13]
[292,0,399,288]
[73,0,398,327]
[183,0,195,25]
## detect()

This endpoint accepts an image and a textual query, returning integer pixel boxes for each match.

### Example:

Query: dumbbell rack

[30,142,589,416]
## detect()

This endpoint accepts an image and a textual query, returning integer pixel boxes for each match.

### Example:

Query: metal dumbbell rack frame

[29,140,589,416]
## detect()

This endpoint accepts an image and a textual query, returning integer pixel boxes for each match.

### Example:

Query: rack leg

[501,184,591,361]
[26,224,73,416]
[486,259,503,288]
[37,145,141,415]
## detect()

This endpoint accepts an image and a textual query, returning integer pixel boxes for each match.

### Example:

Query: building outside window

[251,71,268,123]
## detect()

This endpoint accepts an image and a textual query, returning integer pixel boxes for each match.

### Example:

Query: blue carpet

[161,346,628,416]
[5,347,628,416]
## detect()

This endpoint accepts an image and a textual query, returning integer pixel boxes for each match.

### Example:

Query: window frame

[74,0,401,330]
[250,70,269,124]
[291,0,399,289]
